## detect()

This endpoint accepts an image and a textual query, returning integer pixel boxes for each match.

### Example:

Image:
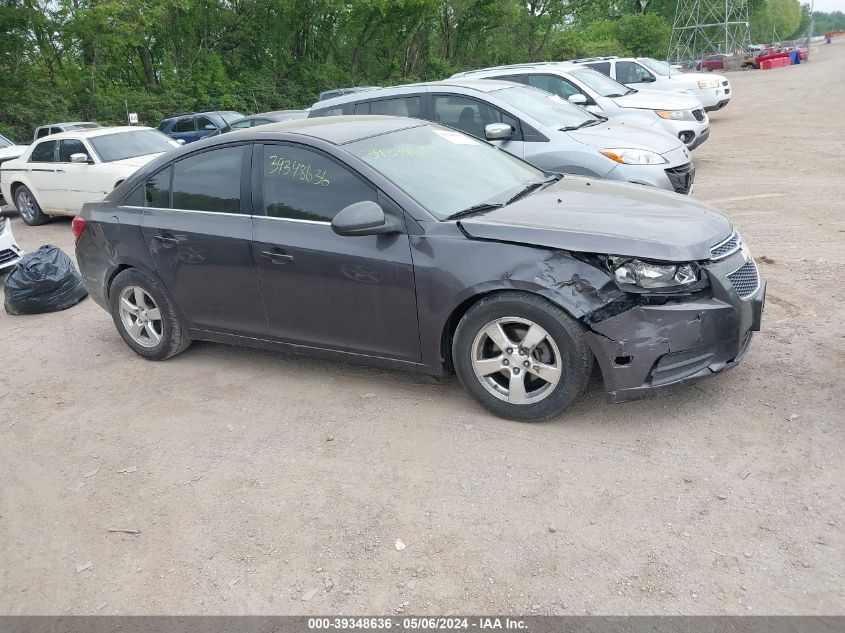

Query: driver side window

[432,95,519,140]
[616,61,654,84]
[261,144,377,222]
[527,74,581,100]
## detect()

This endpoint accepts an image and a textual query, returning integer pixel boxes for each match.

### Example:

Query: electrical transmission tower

[668,0,751,63]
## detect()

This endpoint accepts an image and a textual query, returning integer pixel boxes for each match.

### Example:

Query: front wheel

[109,268,191,360]
[452,292,593,422]
[15,185,49,226]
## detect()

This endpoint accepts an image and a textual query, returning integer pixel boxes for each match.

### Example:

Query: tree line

[1,0,842,141]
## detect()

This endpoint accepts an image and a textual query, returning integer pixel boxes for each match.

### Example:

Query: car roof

[33,126,155,141]
[38,122,100,128]
[454,62,586,78]
[215,115,427,145]
[314,79,521,109]
[248,110,309,119]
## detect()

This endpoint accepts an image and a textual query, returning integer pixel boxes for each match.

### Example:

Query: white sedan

[0,126,179,226]
[0,216,24,273]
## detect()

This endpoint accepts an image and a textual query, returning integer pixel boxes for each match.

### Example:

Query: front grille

[710,231,741,259]
[665,162,694,194]
[0,248,18,265]
[727,260,760,300]
[692,108,705,122]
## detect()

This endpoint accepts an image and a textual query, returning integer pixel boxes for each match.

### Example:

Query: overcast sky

[811,0,845,12]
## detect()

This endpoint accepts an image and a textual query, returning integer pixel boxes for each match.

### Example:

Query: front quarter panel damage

[411,224,626,371]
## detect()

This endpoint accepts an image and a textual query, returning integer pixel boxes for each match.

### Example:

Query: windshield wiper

[560,119,602,131]
[504,174,561,205]
[447,203,504,220]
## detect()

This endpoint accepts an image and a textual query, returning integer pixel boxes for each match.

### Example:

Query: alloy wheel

[15,190,35,223]
[118,286,163,348]
[470,317,563,405]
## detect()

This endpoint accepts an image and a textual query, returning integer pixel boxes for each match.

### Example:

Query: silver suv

[452,63,710,150]
[309,80,695,195]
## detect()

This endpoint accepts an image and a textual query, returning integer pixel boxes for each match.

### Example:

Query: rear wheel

[14,185,49,226]
[452,292,592,422]
[109,268,191,360]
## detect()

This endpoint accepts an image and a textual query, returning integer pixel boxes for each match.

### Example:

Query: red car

[697,54,728,72]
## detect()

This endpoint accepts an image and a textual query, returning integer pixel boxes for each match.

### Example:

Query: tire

[452,292,593,422]
[109,268,191,360]
[14,185,49,226]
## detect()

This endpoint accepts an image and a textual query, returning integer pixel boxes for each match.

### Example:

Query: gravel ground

[1,41,843,616]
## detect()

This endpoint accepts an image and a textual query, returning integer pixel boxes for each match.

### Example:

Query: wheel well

[10,181,25,199]
[439,289,588,372]
[106,265,133,299]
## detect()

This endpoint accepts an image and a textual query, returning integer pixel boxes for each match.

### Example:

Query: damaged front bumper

[583,251,765,403]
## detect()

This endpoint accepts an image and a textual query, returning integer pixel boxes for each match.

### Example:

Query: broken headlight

[610,257,708,294]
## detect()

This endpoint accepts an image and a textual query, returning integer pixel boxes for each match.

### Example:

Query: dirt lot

[1,43,843,616]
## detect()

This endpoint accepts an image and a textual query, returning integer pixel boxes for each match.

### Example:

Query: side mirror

[204,124,216,131]
[484,123,512,140]
[640,75,656,82]
[70,153,90,164]
[331,201,397,236]
[176,139,187,145]
[568,94,588,105]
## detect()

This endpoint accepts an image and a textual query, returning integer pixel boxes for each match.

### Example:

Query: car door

[251,142,420,362]
[140,143,268,337]
[430,93,525,159]
[169,116,197,144]
[55,138,104,212]
[25,140,63,213]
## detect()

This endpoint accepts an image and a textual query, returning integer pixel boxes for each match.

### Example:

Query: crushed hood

[458,176,731,262]
[613,88,703,111]
[567,121,682,155]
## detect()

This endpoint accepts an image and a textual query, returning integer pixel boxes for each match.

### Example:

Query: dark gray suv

[74,116,764,421]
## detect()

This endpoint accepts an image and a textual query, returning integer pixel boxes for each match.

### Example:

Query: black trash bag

[4,245,88,315]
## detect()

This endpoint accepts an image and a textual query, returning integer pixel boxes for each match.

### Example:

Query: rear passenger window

[172,146,244,214]
[146,167,171,208]
[122,185,145,207]
[353,102,370,115]
[262,145,376,222]
[369,96,423,118]
[29,140,56,162]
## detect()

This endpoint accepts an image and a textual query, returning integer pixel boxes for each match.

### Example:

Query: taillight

[71,216,87,244]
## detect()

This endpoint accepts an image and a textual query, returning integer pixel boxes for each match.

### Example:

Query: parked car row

[1,54,733,226]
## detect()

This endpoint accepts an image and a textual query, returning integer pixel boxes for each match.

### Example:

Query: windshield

[0,134,12,148]
[492,85,597,129]
[568,67,633,97]
[347,125,545,220]
[639,58,682,77]
[90,130,176,162]
[220,111,245,123]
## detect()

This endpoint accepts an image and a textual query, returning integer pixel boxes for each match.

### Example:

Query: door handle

[260,250,294,264]
[152,235,179,247]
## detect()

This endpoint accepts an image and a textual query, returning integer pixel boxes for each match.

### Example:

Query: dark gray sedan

[74,116,764,421]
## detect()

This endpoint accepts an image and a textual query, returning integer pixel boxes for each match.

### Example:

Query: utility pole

[668,0,751,63]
